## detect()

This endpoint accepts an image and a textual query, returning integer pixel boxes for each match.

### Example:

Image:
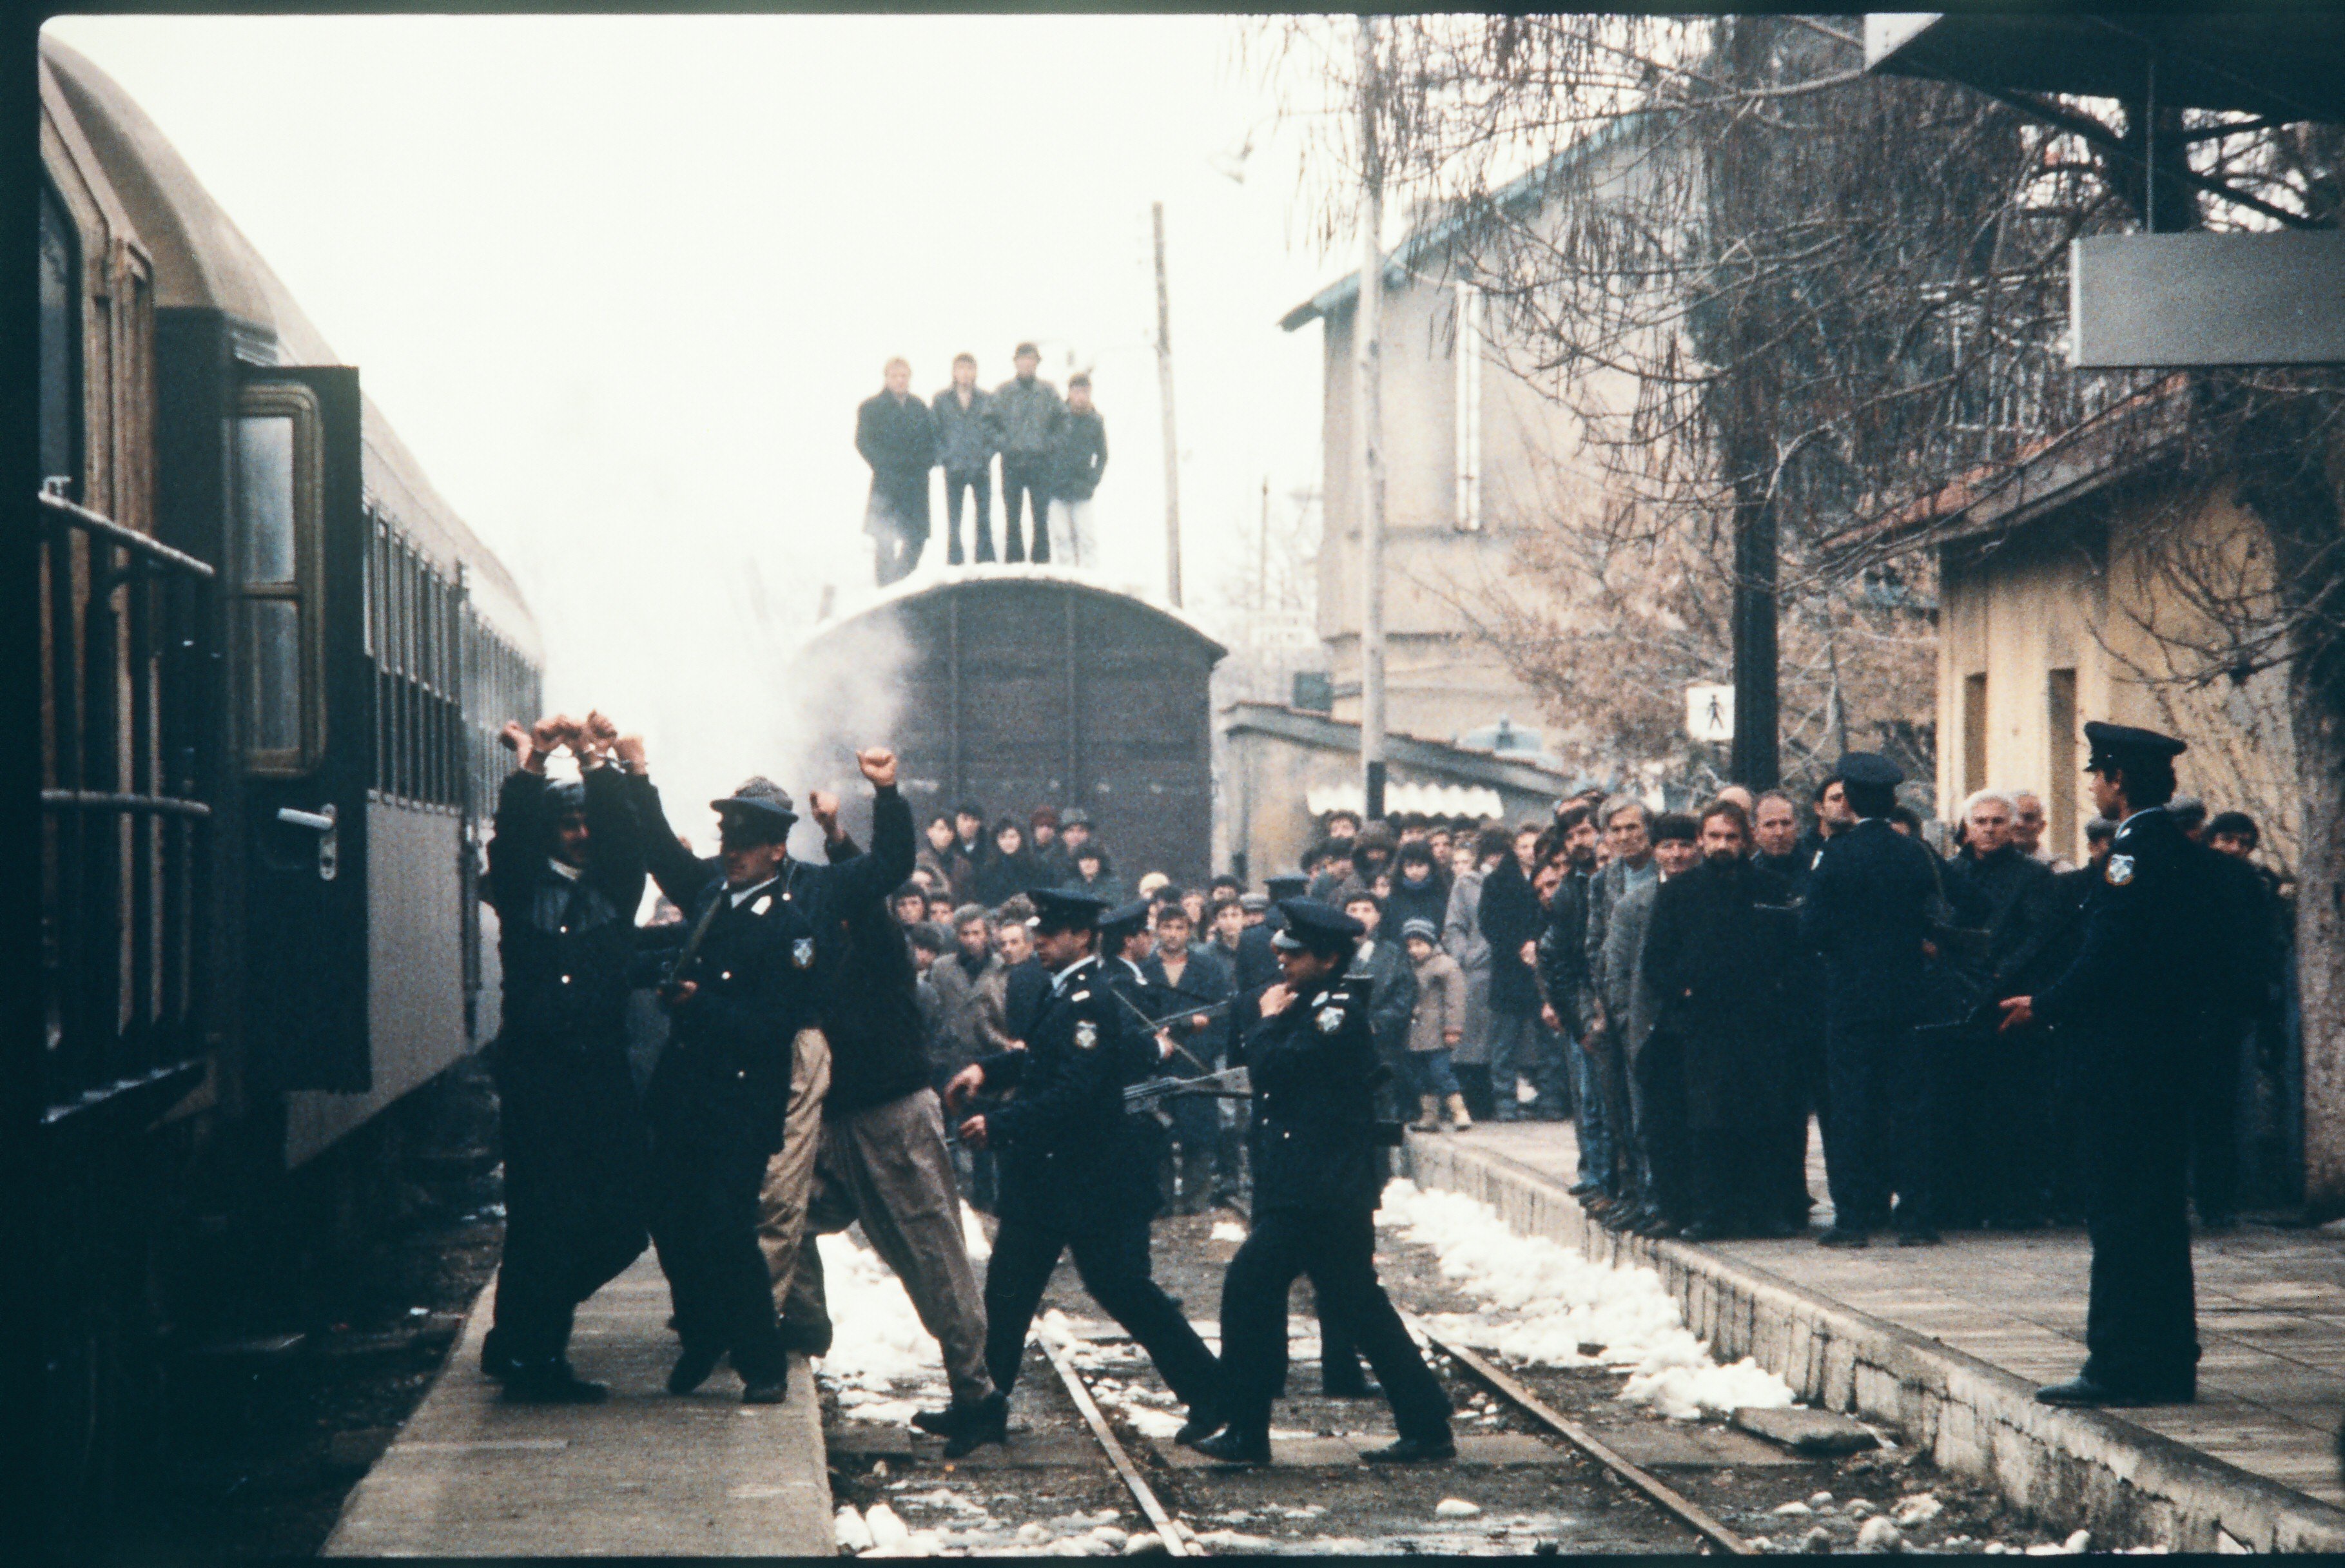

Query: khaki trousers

[780,1087,995,1407]
[754,1028,832,1330]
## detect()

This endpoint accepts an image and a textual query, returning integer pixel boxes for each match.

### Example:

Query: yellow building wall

[1938,487,2299,873]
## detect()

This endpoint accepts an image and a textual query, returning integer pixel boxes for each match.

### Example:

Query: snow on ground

[1375,1179,1795,1421]
[812,1226,951,1427]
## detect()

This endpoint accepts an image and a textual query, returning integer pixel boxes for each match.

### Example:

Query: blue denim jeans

[1406,1049,1463,1101]
[1488,1011,1570,1121]
[1567,1032,1615,1195]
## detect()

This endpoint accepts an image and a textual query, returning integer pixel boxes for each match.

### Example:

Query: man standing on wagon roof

[857,357,938,586]
[990,341,1062,565]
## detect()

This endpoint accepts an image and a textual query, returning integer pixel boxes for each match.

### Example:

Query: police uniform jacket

[630,777,917,1154]
[486,766,646,1065]
[975,954,1151,1226]
[1798,817,1942,1031]
[2033,806,2215,1075]
[1238,974,1382,1214]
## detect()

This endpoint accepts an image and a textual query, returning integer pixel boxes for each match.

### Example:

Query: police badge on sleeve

[1075,1020,1099,1051]
[2105,854,2135,886]
[792,936,816,968]
[1316,1004,1347,1034]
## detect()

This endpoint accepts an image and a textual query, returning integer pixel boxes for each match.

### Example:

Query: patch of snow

[866,1503,911,1548]
[1209,1219,1249,1243]
[1855,1516,1904,1553]
[836,1506,876,1553]
[1774,1502,1815,1518]
[1375,1179,1796,1419]
[962,1201,992,1261]
[812,1230,950,1422]
[1893,1493,1941,1527]
[1809,1493,1836,1509]
[1434,1498,1482,1518]
[1192,1528,1276,1549]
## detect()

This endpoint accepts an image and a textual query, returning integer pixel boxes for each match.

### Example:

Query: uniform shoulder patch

[2105,854,2135,886]
[1315,1003,1347,1035]
[1074,1019,1100,1051]
[792,936,816,969]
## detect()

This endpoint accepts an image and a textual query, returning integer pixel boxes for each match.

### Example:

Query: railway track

[828,1203,1982,1553]
[970,1199,1746,1556]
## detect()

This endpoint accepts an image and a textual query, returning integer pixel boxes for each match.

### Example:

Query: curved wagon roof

[806,563,1228,663]
[41,35,542,666]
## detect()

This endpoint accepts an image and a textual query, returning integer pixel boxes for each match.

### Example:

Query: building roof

[1820,375,2194,564]
[1278,115,1644,333]
[1224,700,1586,799]
[1866,14,2345,125]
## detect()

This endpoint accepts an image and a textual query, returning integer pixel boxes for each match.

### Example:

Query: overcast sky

[48,14,1347,820]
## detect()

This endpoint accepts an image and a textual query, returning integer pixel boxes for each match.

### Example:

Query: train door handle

[276,803,340,882]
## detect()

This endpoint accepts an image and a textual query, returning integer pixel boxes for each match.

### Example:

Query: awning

[1304,780,1508,822]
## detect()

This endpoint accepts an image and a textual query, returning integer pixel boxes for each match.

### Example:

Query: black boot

[940,1391,1009,1458]
[1362,1432,1457,1463]
[503,1359,608,1404]
[667,1342,723,1396]
[1192,1424,1270,1466]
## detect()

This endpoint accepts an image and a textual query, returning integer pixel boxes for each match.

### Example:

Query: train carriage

[36,35,541,1546]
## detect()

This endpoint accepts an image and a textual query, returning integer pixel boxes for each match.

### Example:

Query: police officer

[630,746,913,1404]
[1799,752,1943,1248]
[2000,722,2210,1407]
[478,715,650,1402]
[1191,899,1456,1466]
[942,889,1222,1456]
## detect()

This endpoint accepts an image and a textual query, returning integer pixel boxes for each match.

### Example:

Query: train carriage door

[235,366,370,1092]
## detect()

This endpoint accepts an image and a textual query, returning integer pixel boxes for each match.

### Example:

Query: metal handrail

[41,789,211,820]
[38,488,215,579]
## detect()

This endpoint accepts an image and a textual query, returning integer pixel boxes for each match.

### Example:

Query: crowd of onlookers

[879,778,2293,1244]
[856,344,1109,585]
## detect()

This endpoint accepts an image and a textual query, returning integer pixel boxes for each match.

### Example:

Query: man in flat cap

[2001,722,2212,1406]
[942,888,1223,1455]
[1800,752,1945,1248]
[1192,899,1456,1466]
[621,741,912,1404]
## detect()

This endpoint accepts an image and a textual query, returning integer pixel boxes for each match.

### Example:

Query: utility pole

[1152,201,1183,606]
[1257,475,1270,620]
[1356,15,1388,821]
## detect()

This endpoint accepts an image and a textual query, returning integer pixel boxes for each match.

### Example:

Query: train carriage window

[37,179,79,494]
[235,381,325,775]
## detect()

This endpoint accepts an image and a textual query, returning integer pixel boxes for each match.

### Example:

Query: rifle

[1124,1064,1250,1108]
[1104,983,1229,1077]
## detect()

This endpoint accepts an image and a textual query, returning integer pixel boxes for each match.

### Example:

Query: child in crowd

[1401,918,1472,1131]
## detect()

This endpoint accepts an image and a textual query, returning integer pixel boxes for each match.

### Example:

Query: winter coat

[1943,844,2065,998]
[1049,407,1109,501]
[972,847,1045,907]
[1639,857,1796,1132]
[1477,856,1544,1017]
[1345,936,1419,1063]
[1536,866,1596,1038]
[990,374,1064,461]
[1241,974,1383,1214]
[1584,857,1659,1005]
[929,948,1011,1074]
[1381,868,1450,942]
[1603,876,1663,1058]
[1443,866,1494,1065]
[856,390,937,537]
[1407,949,1466,1054]
[1798,817,1943,1032]
[931,384,997,475]
[1143,945,1236,1069]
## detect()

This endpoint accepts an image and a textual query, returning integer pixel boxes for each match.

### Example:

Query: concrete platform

[324,1254,831,1556]
[1405,1121,2345,1553]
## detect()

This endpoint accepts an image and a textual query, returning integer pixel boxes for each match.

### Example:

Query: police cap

[1099,899,1152,942]
[1263,873,1310,900]
[1269,897,1365,954]
[712,776,797,837]
[1028,887,1109,933]
[1834,752,1904,790]
[2082,721,2187,772]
